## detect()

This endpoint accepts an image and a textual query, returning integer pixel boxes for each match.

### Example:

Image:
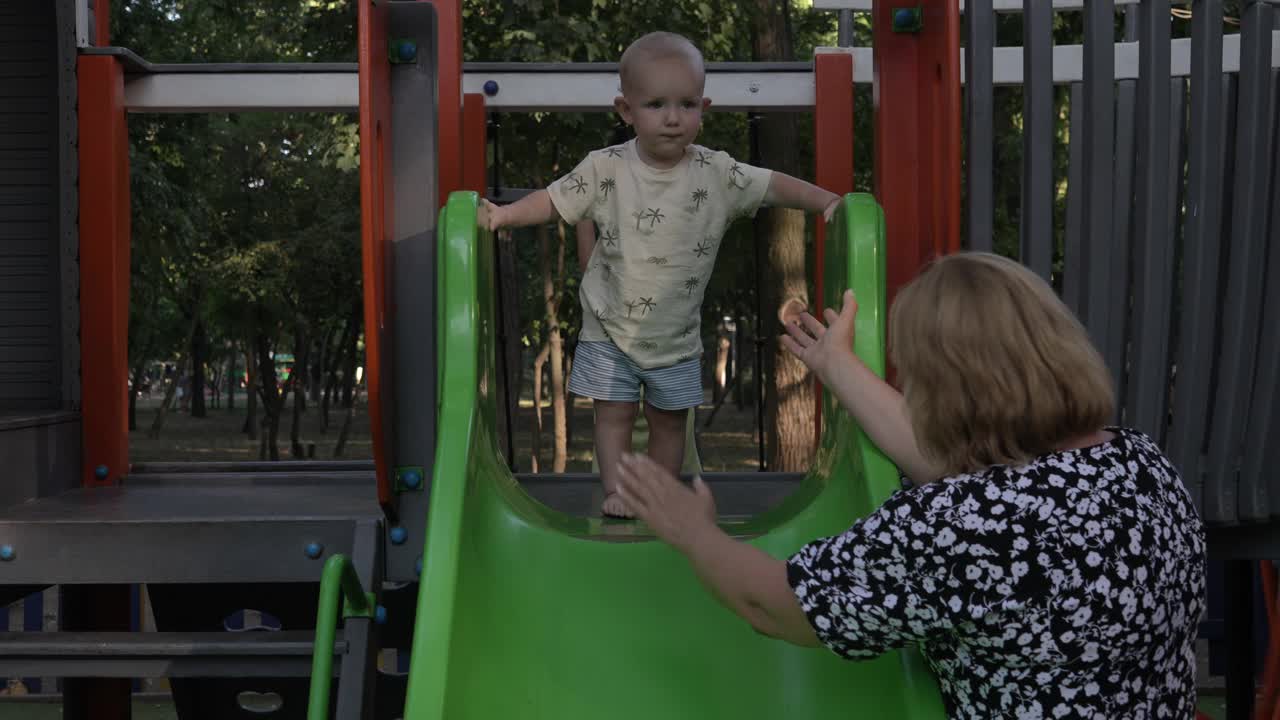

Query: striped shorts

[568,341,703,411]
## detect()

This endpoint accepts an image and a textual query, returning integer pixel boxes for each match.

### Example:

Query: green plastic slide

[401,192,946,719]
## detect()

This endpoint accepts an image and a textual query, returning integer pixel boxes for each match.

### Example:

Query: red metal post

[813,51,855,446]
[78,55,130,489]
[872,0,962,320]
[428,0,464,207]
[358,0,395,505]
[71,52,132,720]
[94,0,110,45]
[462,93,487,194]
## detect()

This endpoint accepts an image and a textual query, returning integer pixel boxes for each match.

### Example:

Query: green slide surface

[402,192,946,720]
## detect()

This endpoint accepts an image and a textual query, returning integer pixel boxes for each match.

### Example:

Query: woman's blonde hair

[889,252,1114,476]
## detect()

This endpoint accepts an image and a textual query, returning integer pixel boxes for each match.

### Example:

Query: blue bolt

[0,545,13,561]
[483,79,499,97]
[894,8,917,30]
[402,469,422,490]
[389,526,408,545]
[414,556,423,576]
[397,40,417,62]
[375,605,388,625]
[305,542,324,559]
[94,465,109,480]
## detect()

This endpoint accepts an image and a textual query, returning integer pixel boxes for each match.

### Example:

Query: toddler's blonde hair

[619,32,705,94]
[889,252,1115,476]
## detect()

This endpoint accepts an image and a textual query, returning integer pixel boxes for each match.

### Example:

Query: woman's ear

[614,96,634,125]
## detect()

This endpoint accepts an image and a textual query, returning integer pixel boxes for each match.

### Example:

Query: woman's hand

[616,453,718,553]
[780,289,858,385]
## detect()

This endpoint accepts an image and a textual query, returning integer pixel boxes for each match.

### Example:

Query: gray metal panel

[54,0,79,411]
[965,0,995,251]
[1243,70,1280,520]
[334,520,382,719]
[1108,79,1137,407]
[1064,82,1085,317]
[0,484,383,583]
[0,1,61,411]
[1019,0,1053,279]
[0,630,340,678]
[0,412,79,508]
[1080,0,1117,391]
[1125,0,1175,441]
[1208,3,1275,525]
[387,0,438,583]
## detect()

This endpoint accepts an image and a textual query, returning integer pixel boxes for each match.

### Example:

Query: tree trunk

[531,344,549,473]
[128,362,147,432]
[545,224,568,473]
[255,330,283,461]
[242,345,259,438]
[148,357,185,439]
[313,324,334,404]
[734,315,749,410]
[227,349,236,410]
[190,319,208,418]
[333,379,360,458]
[207,360,222,410]
[341,314,359,409]
[753,0,813,472]
[290,322,309,459]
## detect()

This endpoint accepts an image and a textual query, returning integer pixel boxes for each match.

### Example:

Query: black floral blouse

[788,427,1206,719]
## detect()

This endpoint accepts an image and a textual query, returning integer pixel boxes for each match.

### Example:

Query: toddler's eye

[682,101,698,109]
[646,100,663,109]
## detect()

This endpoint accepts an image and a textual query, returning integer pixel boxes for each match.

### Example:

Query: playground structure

[0,0,1276,718]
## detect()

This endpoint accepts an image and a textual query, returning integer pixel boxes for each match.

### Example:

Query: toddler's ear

[702,97,712,111]
[613,96,632,123]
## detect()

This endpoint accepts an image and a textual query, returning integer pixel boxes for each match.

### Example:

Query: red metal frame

[94,0,110,45]
[813,51,856,446]
[462,93,487,194]
[78,55,130,489]
[872,0,962,325]
[428,0,465,207]
[358,0,395,505]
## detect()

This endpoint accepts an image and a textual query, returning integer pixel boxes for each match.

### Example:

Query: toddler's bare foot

[601,491,636,519]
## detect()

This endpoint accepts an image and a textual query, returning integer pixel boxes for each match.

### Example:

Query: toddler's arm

[764,173,841,221]
[480,190,559,232]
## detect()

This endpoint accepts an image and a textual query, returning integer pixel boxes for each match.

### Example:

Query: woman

[616,252,1206,719]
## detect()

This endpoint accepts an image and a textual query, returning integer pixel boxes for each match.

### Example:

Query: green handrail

[307,553,375,720]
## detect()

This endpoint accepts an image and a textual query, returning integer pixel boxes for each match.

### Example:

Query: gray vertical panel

[1109,80,1137,411]
[1064,83,1085,317]
[388,2,438,581]
[837,9,854,48]
[965,0,994,252]
[54,0,77,411]
[1208,2,1274,525]
[1126,0,1174,442]
[1081,0,1117,390]
[1248,71,1280,519]
[1168,0,1224,515]
[1020,0,1053,279]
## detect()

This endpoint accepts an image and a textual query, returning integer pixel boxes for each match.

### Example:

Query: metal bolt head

[414,556,423,576]
[375,605,388,625]
[94,465,109,480]
[748,82,760,94]
[397,40,417,62]
[389,526,408,545]
[483,80,499,97]
[304,542,324,559]
[401,469,422,490]
[0,545,14,561]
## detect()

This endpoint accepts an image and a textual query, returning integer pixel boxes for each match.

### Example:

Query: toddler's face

[617,57,708,168]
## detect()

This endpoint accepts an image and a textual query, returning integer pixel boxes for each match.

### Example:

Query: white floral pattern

[788,428,1206,719]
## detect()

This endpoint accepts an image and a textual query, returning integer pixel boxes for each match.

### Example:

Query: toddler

[482,31,839,518]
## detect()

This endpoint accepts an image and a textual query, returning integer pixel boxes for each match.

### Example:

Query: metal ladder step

[0,630,344,677]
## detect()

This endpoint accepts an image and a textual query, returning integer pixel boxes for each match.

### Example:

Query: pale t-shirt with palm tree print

[548,139,772,369]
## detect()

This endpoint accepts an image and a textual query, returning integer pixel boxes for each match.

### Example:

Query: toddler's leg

[595,399,638,518]
[643,403,688,478]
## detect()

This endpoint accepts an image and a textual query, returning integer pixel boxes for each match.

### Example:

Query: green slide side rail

[306,554,374,720]
[400,192,945,720]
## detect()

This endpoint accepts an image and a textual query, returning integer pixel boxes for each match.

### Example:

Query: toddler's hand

[822,197,841,223]
[780,289,858,384]
[479,198,505,231]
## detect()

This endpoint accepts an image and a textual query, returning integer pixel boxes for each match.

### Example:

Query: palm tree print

[694,240,714,259]
[600,262,614,280]
[641,208,665,229]
[691,188,709,211]
[600,177,616,198]
[606,146,624,158]
[624,299,639,318]
[646,256,669,266]
[694,151,712,168]
[679,323,696,337]
[637,340,658,352]
[728,163,746,190]
[566,173,588,195]
[631,209,646,230]
[601,227,619,247]
[638,297,657,315]
[683,276,701,296]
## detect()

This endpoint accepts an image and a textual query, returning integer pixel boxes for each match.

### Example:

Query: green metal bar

[307,553,373,720]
